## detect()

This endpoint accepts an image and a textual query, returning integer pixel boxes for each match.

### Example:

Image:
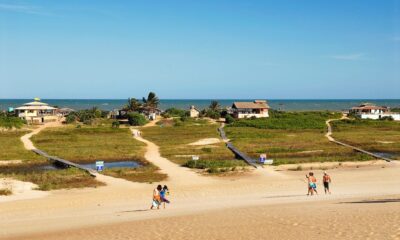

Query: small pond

[38,161,142,171]
[372,152,396,159]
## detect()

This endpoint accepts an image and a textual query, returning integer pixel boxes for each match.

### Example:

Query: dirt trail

[20,121,62,151]
[131,128,214,186]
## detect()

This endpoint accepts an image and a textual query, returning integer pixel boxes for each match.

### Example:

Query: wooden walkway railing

[218,125,258,168]
[32,149,96,176]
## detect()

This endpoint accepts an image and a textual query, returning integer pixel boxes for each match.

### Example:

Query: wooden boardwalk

[218,126,258,168]
[32,149,96,176]
[326,118,394,162]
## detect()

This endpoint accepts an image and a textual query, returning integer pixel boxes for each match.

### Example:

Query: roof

[232,101,270,109]
[351,103,388,110]
[15,106,57,110]
[22,101,49,106]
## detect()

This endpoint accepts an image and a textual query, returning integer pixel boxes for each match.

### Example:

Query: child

[160,185,170,209]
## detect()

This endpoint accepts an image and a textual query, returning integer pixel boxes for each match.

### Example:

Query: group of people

[306,171,331,195]
[150,185,170,210]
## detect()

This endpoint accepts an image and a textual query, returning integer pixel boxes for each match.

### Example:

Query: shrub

[204,109,221,119]
[127,113,147,126]
[0,188,12,196]
[0,114,25,129]
[164,108,188,118]
[111,121,120,128]
[225,114,235,124]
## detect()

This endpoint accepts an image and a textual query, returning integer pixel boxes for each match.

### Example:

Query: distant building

[57,108,75,117]
[189,105,200,118]
[15,98,59,124]
[231,100,270,119]
[349,103,400,121]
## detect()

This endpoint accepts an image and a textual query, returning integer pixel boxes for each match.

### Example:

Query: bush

[111,121,120,128]
[183,159,246,169]
[0,114,25,129]
[127,113,147,126]
[164,108,188,118]
[204,109,221,119]
[65,114,77,124]
[225,114,235,124]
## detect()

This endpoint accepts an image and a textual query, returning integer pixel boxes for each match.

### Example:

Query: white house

[231,100,270,119]
[15,99,59,124]
[189,105,200,118]
[349,103,400,121]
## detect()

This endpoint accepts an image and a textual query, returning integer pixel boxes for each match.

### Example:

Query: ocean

[1,99,400,111]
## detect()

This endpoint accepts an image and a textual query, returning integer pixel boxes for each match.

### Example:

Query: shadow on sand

[117,209,151,213]
[339,199,400,204]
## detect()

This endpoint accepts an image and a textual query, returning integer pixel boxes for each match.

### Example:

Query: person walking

[323,171,332,194]
[306,172,318,195]
[150,185,162,210]
[160,185,170,209]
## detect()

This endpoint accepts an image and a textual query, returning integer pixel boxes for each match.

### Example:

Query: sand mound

[377,141,395,144]
[0,160,23,166]
[0,178,48,203]
[188,138,221,146]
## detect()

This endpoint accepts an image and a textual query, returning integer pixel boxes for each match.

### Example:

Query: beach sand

[2,162,400,240]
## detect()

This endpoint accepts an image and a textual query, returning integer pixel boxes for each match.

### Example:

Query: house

[231,100,270,119]
[15,98,59,124]
[349,103,400,121]
[189,105,200,118]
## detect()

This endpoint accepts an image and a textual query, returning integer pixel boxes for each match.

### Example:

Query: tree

[124,98,142,112]
[127,112,148,126]
[142,92,160,112]
[209,101,221,111]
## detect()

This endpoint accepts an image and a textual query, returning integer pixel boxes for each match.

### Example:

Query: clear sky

[0,0,399,99]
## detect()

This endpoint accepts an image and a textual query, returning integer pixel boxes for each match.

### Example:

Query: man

[323,171,332,194]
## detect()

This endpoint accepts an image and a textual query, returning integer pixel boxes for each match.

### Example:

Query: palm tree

[142,92,160,112]
[124,98,142,112]
[209,100,221,111]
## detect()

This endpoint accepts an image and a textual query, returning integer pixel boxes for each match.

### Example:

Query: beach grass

[31,124,167,183]
[225,111,373,165]
[0,163,103,190]
[142,118,245,169]
[332,119,400,159]
[0,130,45,161]
[32,125,145,163]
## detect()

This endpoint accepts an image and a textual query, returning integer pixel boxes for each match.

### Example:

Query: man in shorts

[323,171,332,194]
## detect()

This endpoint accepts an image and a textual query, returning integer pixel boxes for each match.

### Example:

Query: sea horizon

[1,98,400,111]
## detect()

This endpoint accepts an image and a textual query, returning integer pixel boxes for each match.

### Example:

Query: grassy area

[142,118,245,170]
[225,111,372,165]
[230,111,341,130]
[0,130,44,161]
[0,163,103,190]
[32,125,145,163]
[32,124,167,183]
[332,119,400,159]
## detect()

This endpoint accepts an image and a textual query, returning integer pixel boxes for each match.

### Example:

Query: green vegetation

[0,188,12,196]
[0,130,44,161]
[65,107,109,125]
[0,164,103,190]
[162,108,189,118]
[229,111,341,130]
[32,124,167,182]
[0,113,25,129]
[142,119,244,170]
[391,108,400,113]
[332,119,400,159]
[127,112,148,126]
[225,111,371,165]
[32,125,145,163]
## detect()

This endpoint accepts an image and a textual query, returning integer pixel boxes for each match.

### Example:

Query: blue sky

[0,0,399,99]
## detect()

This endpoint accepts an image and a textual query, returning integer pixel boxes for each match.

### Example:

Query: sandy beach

[1,161,400,240]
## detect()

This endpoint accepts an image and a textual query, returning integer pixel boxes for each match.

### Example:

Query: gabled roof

[232,101,270,109]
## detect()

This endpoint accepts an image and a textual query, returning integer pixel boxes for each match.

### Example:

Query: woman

[150,185,162,210]
[160,185,170,209]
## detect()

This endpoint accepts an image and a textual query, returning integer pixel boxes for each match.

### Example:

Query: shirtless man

[323,171,332,194]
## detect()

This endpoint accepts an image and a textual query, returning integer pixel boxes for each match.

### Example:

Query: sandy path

[131,128,214,186]
[20,121,62,151]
